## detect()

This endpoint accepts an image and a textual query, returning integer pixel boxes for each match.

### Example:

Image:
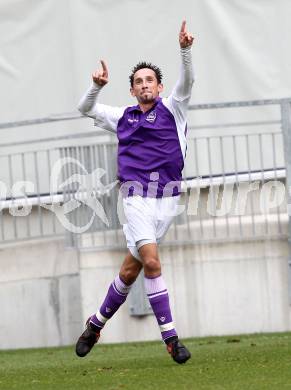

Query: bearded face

[130,68,163,105]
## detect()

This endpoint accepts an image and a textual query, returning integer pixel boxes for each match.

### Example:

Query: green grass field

[0,332,290,390]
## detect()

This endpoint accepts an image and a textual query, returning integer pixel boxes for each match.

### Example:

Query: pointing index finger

[100,60,108,76]
[180,20,186,33]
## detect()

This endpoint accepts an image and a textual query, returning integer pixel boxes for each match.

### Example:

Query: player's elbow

[78,105,96,119]
[186,73,195,93]
[189,78,195,90]
[185,70,195,87]
[77,102,88,116]
[190,70,195,85]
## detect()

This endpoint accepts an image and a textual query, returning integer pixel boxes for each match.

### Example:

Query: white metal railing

[0,98,290,248]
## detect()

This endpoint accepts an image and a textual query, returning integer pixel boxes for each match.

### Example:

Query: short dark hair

[129,62,163,87]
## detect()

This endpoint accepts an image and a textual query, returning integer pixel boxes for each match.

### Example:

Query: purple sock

[90,275,132,332]
[144,275,178,343]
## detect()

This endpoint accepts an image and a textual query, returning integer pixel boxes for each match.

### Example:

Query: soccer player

[76,20,194,364]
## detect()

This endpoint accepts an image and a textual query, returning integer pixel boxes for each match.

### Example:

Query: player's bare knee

[119,269,138,285]
[119,264,141,285]
[143,257,161,274]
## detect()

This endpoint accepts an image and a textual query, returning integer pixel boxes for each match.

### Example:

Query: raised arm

[171,20,195,102]
[162,21,195,159]
[78,60,125,133]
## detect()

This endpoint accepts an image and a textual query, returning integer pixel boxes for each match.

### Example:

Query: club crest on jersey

[146,110,157,123]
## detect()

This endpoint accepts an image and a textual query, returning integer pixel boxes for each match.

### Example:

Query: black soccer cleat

[166,339,191,364]
[75,318,100,357]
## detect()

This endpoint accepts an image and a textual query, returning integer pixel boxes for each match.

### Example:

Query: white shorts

[122,195,180,262]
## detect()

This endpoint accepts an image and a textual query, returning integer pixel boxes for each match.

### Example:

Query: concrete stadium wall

[80,238,291,344]
[0,233,290,350]
[0,238,82,350]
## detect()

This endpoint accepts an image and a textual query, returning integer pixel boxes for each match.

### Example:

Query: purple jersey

[117,98,185,197]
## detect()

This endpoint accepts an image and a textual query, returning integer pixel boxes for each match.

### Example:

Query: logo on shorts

[146,110,156,123]
[106,307,112,313]
[159,316,166,322]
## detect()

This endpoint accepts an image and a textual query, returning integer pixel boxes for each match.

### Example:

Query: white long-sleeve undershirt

[170,46,195,102]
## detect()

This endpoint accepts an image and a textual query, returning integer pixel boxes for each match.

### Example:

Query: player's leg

[139,243,178,340]
[89,250,142,331]
[75,251,142,357]
[138,230,191,363]
[123,195,190,363]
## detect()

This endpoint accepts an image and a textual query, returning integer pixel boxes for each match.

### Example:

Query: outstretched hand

[92,60,108,86]
[179,20,194,48]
